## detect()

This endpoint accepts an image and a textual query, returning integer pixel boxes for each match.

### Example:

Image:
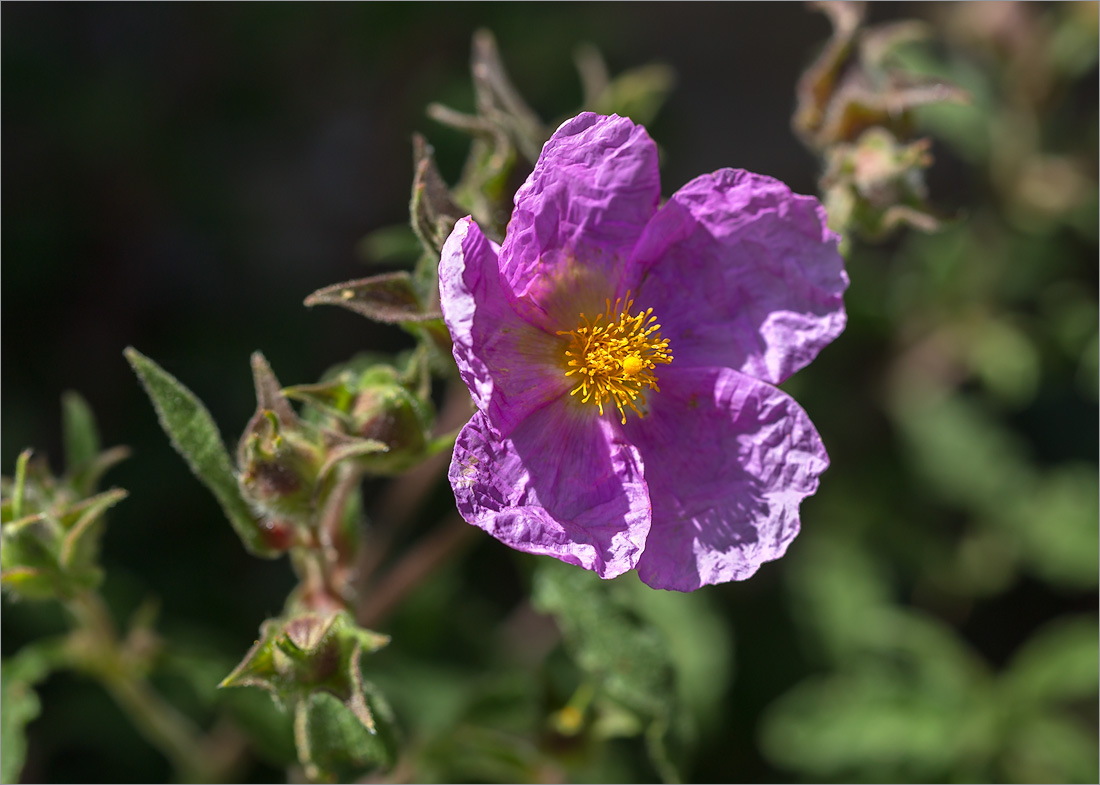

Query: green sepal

[58,487,128,577]
[0,488,127,600]
[124,347,280,559]
[316,436,389,484]
[287,362,436,477]
[220,610,389,716]
[221,611,396,781]
[409,133,466,257]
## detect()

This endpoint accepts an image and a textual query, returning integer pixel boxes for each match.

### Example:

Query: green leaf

[0,671,40,783]
[620,572,733,729]
[532,561,674,719]
[1002,614,1099,708]
[1,642,67,784]
[532,561,684,782]
[759,666,997,782]
[123,347,279,559]
[303,273,439,325]
[786,535,894,660]
[585,59,677,128]
[1007,465,1099,589]
[999,711,1099,784]
[296,686,399,783]
[61,391,100,486]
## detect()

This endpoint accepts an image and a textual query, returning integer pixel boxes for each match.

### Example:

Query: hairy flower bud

[1,448,127,600]
[348,371,432,475]
[237,409,325,523]
[284,362,435,477]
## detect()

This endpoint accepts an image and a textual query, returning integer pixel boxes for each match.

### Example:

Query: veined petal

[633,168,848,386]
[439,217,572,436]
[499,113,661,329]
[450,405,651,579]
[622,367,829,591]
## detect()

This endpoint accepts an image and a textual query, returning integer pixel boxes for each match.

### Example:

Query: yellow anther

[557,295,672,424]
[621,355,645,376]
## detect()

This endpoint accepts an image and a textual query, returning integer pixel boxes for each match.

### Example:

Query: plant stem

[66,590,221,783]
[357,513,475,628]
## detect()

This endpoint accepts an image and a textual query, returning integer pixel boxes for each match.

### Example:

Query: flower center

[558,296,673,424]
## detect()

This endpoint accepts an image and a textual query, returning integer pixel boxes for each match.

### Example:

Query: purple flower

[439,113,848,591]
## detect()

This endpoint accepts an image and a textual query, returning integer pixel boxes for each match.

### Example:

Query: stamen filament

[557,295,672,424]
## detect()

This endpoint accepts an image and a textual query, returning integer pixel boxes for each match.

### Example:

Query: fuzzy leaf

[58,487,128,579]
[124,347,279,559]
[296,687,398,783]
[304,273,439,324]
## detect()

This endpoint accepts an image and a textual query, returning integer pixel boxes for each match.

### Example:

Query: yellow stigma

[558,296,673,424]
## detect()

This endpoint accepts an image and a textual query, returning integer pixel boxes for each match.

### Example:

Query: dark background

[3,3,1096,783]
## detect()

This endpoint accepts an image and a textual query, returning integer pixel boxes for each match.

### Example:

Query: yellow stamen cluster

[558,296,673,424]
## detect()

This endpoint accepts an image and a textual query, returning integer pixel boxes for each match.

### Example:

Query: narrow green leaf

[123,347,279,559]
[60,391,100,482]
[11,450,31,522]
[59,487,128,574]
[303,273,438,325]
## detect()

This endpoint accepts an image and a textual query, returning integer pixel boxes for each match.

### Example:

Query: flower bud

[237,409,325,523]
[821,127,942,243]
[347,372,431,475]
[220,609,390,718]
[1,449,127,600]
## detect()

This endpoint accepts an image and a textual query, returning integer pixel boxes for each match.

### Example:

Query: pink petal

[622,367,829,591]
[633,168,848,386]
[498,113,661,330]
[450,404,651,579]
[439,217,572,437]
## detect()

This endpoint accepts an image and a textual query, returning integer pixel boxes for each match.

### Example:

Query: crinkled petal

[633,168,848,385]
[439,217,572,436]
[622,367,829,591]
[450,404,651,579]
[499,113,661,329]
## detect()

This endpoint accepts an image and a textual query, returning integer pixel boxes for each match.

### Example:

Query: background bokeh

[3,2,1097,783]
